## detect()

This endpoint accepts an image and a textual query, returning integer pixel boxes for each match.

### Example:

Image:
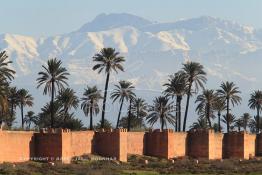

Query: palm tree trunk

[207,105,212,128]
[161,116,164,131]
[178,96,182,132]
[183,83,192,131]
[101,72,110,129]
[116,98,124,129]
[21,103,24,129]
[127,99,132,131]
[218,111,221,132]
[257,107,260,134]
[226,98,230,133]
[90,102,93,130]
[175,97,179,132]
[50,80,55,128]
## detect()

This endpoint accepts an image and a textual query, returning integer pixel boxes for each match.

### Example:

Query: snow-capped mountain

[1,13,262,125]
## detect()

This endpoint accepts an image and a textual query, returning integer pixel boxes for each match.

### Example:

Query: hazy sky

[1,0,262,36]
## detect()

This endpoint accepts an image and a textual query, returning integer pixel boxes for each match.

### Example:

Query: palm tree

[240,113,251,131]
[37,101,63,128]
[164,71,187,131]
[248,90,262,133]
[234,118,243,132]
[92,48,125,128]
[182,62,207,131]
[81,86,103,130]
[195,89,217,128]
[37,58,69,128]
[222,113,236,132]
[8,87,19,120]
[217,81,241,133]
[56,88,79,121]
[213,98,226,132]
[190,117,208,130]
[146,96,175,131]
[17,89,33,129]
[111,80,136,129]
[0,51,16,81]
[25,111,37,129]
[131,98,148,119]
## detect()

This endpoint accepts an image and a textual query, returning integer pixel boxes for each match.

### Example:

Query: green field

[1,155,262,175]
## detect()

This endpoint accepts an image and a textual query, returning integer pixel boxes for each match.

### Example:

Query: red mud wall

[35,129,95,163]
[94,129,127,162]
[223,132,256,159]
[145,129,187,159]
[127,132,145,155]
[0,130,35,163]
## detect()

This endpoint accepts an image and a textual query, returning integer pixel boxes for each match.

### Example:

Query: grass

[1,155,262,174]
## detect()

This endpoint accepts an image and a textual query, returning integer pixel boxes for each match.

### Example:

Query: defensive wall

[0,127,262,163]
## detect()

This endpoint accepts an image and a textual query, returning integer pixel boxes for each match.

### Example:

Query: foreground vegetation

[1,155,262,175]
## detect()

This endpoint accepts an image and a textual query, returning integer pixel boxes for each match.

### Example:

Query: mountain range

[1,13,261,126]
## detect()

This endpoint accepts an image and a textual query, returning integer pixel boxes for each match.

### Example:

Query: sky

[1,0,262,37]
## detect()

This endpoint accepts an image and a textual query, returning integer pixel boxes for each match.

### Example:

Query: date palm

[146,96,175,131]
[222,113,236,132]
[56,88,79,121]
[217,81,241,133]
[37,58,69,128]
[111,80,135,129]
[182,62,206,131]
[131,97,148,119]
[240,113,251,131]
[8,87,19,120]
[248,90,262,133]
[17,89,33,129]
[195,89,217,128]
[190,117,208,130]
[164,71,187,131]
[25,111,37,129]
[81,86,103,130]
[92,48,125,128]
[0,51,16,81]
[213,97,226,132]
[234,118,243,132]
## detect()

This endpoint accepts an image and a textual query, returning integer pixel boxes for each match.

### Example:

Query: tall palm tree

[240,113,251,131]
[8,87,19,120]
[182,62,207,131]
[37,58,69,128]
[25,111,37,129]
[81,86,103,130]
[56,88,79,121]
[131,97,148,119]
[164,71,187,131]
[0,51,16,81]
[111,80,136,129]
[222,113,236,132]
[248,90,262,133]
[17,89,33,129]
[195,89,217,128]
[213,97,226,132]
[92,48,125,128]
[146,96,175,131]
[217,81,241,133]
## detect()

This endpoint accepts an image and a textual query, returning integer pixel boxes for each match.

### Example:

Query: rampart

[0,127,260,163]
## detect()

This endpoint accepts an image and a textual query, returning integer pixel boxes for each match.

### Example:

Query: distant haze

[1,13,261,129]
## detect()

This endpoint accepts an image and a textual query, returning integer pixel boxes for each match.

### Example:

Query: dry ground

[1,155,262,175]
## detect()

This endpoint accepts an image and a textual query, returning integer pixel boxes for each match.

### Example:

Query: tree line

[0,48,261,133]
